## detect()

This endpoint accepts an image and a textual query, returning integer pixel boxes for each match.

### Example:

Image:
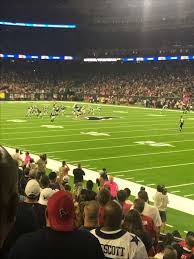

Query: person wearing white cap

[39,188,56,206]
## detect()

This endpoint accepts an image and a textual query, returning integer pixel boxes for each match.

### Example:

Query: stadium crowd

[1,146,194,259]
[1,62,194,109]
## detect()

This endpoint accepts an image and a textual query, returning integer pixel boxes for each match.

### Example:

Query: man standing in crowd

[80,200,99,231]
[73,163,85,196]
[12,149,23,167]
[58,161,70,183]
[0,146,18,257]
[8,191,105,259]
[91,200,148,259]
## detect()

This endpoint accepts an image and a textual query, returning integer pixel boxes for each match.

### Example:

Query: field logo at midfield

[135,141,174,147]
[80,131,110,136]
[7,119,27,123]
[41,125,63,129]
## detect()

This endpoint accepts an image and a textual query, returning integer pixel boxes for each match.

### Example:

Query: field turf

[1,101,194,234]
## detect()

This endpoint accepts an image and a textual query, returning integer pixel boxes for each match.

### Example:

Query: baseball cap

[25,179,40,198]
[38,188,56,206]
[47,190,75,232]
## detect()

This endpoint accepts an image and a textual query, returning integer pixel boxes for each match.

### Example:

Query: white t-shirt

[91,228,148,259]
[143,202,162,227]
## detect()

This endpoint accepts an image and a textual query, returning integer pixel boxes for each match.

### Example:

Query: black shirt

[85,189,97,201]
[73,168,85,184]
[8,227,105,259]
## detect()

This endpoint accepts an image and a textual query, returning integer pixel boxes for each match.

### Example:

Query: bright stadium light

[0,21,77,29]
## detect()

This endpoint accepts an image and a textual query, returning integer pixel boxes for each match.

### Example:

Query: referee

[179,116,184,132]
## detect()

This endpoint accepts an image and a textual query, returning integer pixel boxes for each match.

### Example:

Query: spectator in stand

[12,148,23,167]
[58,161,70,183]
[39,175,49,189]
[138,190,162,239]
[73,163,85,197]
[133,199,157,245]
[122,209,153,256]
[85,180,97,201]
[117,190,132,216]
[48,171,60,190]
[124,187,133,205]
[161,188,169,233]
[23,151,31,168]
[179,231,194,258]
[97,169,108,190]
[19,167,31,195]
[97,188,111,227]
[36,154,47,179]
[163,245,178,259]
[79,201,99,231]
[9,191,105,259]
[91,200,148,259]
[104,175,118,198]
[28,158,36,170]
[0,146,18,257]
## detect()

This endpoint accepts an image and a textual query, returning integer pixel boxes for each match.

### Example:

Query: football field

[1,101,194,234]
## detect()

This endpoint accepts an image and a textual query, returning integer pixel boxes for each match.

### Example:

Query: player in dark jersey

[50,111,57,122]
[179,116,184,132]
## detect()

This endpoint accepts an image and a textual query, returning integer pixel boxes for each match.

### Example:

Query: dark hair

[24,167,30,176]
[124,188,131,198]
[49,171,57,181]
[138,190,149,202]
[140,186,145,191]
[172,230,181,238]
[64,184,71,192]
[133,198,145,214]
[117,190,127,204]
[122,209,144,237]
[16,149,19,153]
[157,184,164,193]
[62,161,66,166]
[40,175,49,188]
[163,245,178,259]
[163,233,175,247]
[97,188,111,206]
[86,180,93,190]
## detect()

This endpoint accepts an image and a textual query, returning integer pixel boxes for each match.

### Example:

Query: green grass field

[1,101,194,235]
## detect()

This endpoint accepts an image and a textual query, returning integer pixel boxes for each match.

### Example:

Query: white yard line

[2,126,190,141]
[166,224,174,228]
[115,174,124,177]
[147,183,155,186]
[125,177,134,180]
[136,180,145,183]
[167,183,194,188]
[170,190,181,193]
[16,132,194,147]
[70,148,194,163]
[4,145,194,216]
[112,162,194,174]
[184,194,194,197]
[30,139,194,154]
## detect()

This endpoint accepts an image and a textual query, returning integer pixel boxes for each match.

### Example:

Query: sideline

[4,146,194,216]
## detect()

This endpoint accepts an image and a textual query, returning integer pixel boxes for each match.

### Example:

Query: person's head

[97,188,111,206]
[46,191,75,232]
[109,175,114,183]
[83,201,99,226]
[172,230,182,238]
[0,146,18,248]
[25,179,40,202]
[163,245,178,259]
[25,151,29,156]
[138,190,149,202]
[157,184,163,193]
[102,168,107,173]
[133,198,145,214]
[38,188,55,206]
[163,188,168,195]
[103,200,122,229]
[163,233,175,246]
[62,161,66,166]
[49,171,57,183]
[122,209,144,235]
[29,158,34,163]
[24,167,30,176]
[185,232,194,250]
[62,175,69,185]
[124,188,131,199]
[16,148,19,153]
[86,180,94,191]
[117,190,127,205]
[63,184,71,192]
[140,186,145,191]
[29,168,37,179]
[40,175,49,189]
[77,163,81,169]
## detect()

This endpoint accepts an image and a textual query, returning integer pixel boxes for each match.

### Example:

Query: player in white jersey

[50,111,57,122]
[26,107,32,117]
[43,105,49,115]
[161,104,168,113]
